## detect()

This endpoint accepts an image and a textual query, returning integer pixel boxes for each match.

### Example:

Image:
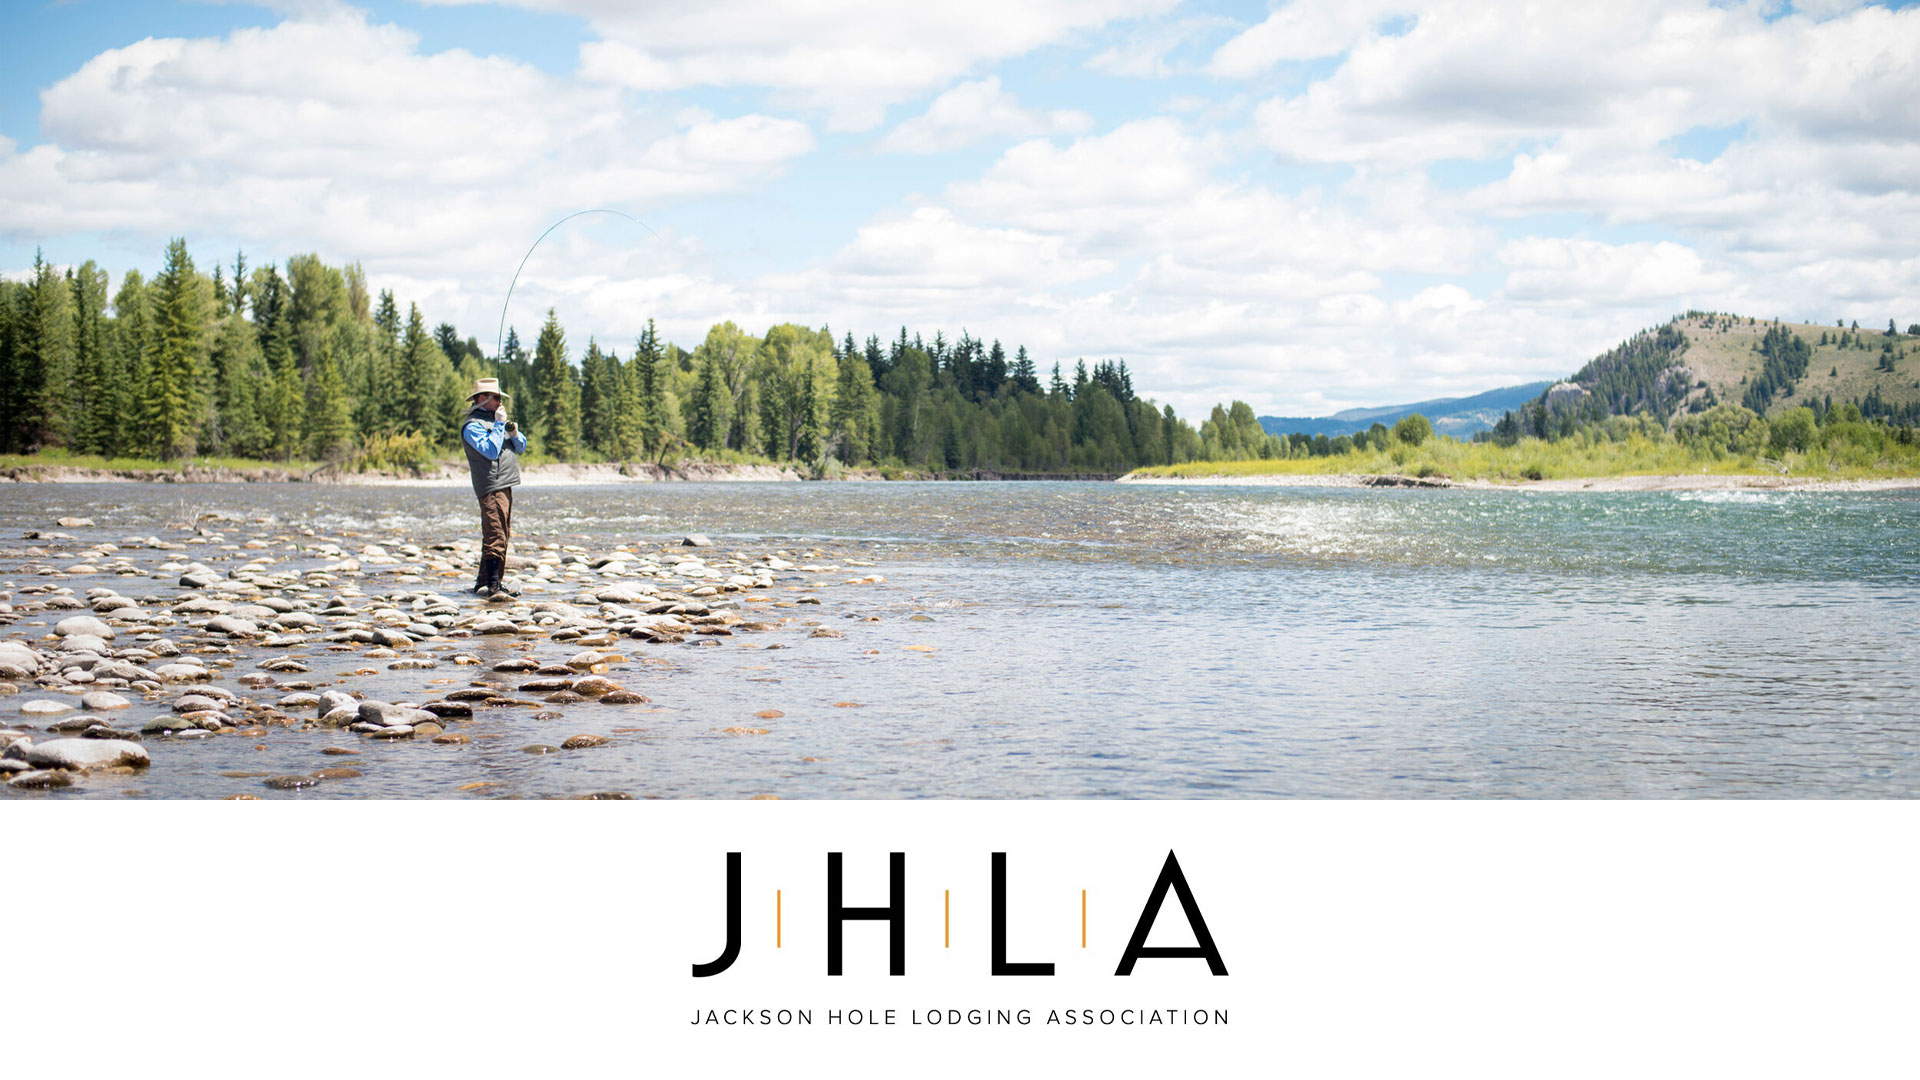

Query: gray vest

[463,405,522,498]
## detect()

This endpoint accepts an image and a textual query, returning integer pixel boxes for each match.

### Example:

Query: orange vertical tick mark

[777,889,783,948]
[944,889,951,948]
[1081,890,1087,948]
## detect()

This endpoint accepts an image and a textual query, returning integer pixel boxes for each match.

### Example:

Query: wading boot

[475,555,501,598]
[486,559,520,602]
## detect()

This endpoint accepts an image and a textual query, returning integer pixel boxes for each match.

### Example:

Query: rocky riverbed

[1,514,888,799]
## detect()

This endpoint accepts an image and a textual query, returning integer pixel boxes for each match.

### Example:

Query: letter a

[1114,850,1228,976]
[692,852,741,977]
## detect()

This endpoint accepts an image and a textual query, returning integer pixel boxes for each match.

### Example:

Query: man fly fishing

[462,378,529,599]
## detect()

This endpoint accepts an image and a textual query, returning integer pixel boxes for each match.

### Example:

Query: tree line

[1,240,1315,475]
[0,241,482,464]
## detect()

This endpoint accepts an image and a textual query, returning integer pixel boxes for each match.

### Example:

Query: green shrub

[1769,407,1818,455]
[1393,413,1434,445]
[355,431,434,473]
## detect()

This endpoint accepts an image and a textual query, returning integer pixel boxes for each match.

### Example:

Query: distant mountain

[1258,381,1555,439]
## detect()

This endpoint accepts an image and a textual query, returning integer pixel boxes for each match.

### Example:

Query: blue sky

[2,0,1917,419]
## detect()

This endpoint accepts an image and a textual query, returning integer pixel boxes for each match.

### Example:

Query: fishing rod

[494,208,662,364]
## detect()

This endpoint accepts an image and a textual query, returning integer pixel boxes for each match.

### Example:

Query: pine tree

[285,253,346,374]
[689,353,730,451]
[1009,346,1038,395]
[434,322,464,364]
[796,359,823,462]
[145,239,210,460]
[984,339,1007,399]
[211,311,268,457]
[68,262,112,455]
[308,351,355,460]
[263,311,302,461]
[830,341,880,463]
[885,343,933,463]
[579,338,615,454]
[228,251,250,319]
[634,319,665,455]
[248,266,301,459]
[361,288,400,432]
[107,270,151,457]
[533,308,579,460]
[0,281,20,453]
[395,303,444,437]
[18,251,77,448]
[608,349,644,460]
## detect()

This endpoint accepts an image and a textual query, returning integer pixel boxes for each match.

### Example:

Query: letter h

[826,851,906,975]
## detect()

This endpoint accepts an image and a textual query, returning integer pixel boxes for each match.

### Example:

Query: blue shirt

[463,417,527,460]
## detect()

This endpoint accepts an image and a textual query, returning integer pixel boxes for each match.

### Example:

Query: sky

[1,0,1917,420]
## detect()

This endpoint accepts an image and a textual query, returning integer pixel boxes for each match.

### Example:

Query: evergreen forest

[0,241,1251,476]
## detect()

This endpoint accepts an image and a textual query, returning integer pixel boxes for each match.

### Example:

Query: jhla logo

[693,850,1227,977]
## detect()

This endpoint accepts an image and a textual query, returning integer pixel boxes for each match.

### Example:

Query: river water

[5,480,1918,798]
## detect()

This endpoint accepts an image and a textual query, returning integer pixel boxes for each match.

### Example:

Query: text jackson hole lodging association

[691,1007,1228,1026]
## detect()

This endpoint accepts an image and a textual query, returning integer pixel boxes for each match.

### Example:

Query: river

[4,480,1917,798]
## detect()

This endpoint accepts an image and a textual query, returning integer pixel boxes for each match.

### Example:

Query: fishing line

[494,208,662,362]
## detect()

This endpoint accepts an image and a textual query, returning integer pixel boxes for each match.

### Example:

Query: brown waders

[477,488,515,597]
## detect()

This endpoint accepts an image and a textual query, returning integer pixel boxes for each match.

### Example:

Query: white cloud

[1498,238,1733,306]
[950,120,1481,276]
[830,207,1108,288]
[1790,0,1873,17]
[1249,2,1920,166]
[826,119,1535,416]
[1086,14,1237,77]
[1209,0,1419,76]
[879,78,1092,154]
[442,0,1178,130]
[0,9,814,301]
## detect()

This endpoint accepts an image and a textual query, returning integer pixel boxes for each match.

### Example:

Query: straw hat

[465,377,511,403]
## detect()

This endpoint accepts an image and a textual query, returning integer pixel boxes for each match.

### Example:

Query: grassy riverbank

[0,449,1107,484]
[1125,432,1920,484]
[0,449,322,482]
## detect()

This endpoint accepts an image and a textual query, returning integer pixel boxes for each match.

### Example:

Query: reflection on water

[4,481,1918,798]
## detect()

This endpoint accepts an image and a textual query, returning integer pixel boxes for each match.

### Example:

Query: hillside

[1259,381,1552,439]
[1551,312,1920,425]
[1258,314,1918,447]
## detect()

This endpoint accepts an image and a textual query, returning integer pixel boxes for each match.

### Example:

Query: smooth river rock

[24,738,150,770]
[205,616,261,637]
[263,775,320,790]
[9,769,74,789]
[54,615,115,639]
[356,701,436,727]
